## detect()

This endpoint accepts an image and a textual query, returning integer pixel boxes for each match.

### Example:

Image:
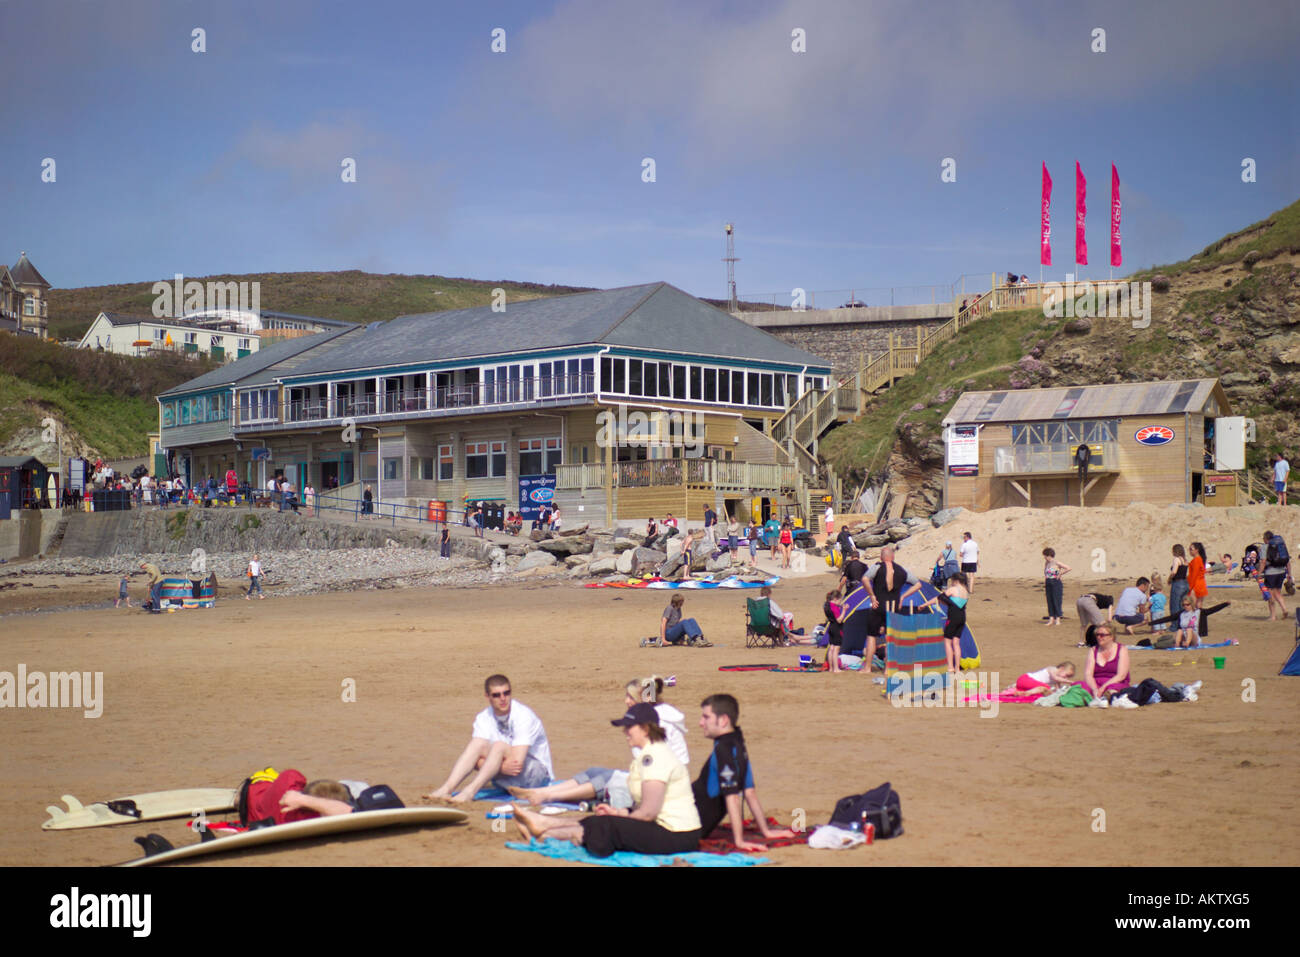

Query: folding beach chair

[745,597,784,648]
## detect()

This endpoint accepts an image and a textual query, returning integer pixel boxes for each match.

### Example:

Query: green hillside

[822,198,1300,508]
[0,335,218,459]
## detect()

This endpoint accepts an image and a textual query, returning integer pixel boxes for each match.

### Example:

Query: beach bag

[355,784,404,811]
[829,782,903,839]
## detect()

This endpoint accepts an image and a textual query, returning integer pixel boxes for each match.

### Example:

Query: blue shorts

[1275,480,1287,493]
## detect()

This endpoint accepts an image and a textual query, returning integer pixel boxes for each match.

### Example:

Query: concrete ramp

[58,511,139,558]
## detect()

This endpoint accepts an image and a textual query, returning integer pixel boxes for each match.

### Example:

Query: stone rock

[706,554,732,572]
[567,564,591,578]
[516,550,558,571]
[515,565,554,579]
[633,547,666,567]
[853,532,890,549]
[529,529,547,543]
[557,523,590,537]
[506,543,530,557]
[591,540,616,557]
[929,506,966,528]
[613,526,637,539]
[564,554,591,568]
[587,556,618,574]
[664,538,683,560]
[616,548,635,574]
[887,525,912,542]
[537,536,593,557]
[1064,318,1092,334]
[612,537,639,553]
[658,555,685,579]
[903,516,927,527]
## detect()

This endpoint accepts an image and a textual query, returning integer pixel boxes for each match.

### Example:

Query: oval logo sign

[529,487,554,503]
[1135,426,1174,446]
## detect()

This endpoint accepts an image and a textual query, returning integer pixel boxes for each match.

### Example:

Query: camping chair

[745,597,784,648]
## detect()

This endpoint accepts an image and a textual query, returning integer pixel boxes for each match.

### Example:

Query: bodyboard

[117,806,468,866]
[43,788,237,830]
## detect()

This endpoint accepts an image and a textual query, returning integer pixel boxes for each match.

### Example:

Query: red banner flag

[1075,162,1087,266]
[1041,162,1052,266]
[1110,164,1122,267]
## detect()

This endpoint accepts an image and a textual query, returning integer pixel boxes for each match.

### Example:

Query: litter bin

[427,500,447,523]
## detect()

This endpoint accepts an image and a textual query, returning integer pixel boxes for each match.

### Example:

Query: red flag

[1110,164,1122,267]
[1040,162,1052,266]
[1075,162,1087,266]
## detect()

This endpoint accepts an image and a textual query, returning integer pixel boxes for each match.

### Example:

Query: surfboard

[116,806,468,866]
[43,788,238,830]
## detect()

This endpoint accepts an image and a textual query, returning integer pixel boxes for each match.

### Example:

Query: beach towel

[1057,686,1093,708]
[961,688,1048,704]
[885,610,949,699]
[697,817,810,855]
[718,663,779,672]
[1132,639,1237,651]
[505,838,768,867]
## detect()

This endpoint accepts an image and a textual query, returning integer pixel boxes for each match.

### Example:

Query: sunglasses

[489,690,512,699]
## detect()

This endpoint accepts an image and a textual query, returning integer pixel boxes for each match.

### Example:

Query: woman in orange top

[1186,541,1209,610]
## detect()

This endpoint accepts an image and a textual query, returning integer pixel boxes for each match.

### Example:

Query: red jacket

[246,769,316,825]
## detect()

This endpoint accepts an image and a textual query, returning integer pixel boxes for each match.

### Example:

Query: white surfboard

[117,806,468,866]
[43,789,238,830]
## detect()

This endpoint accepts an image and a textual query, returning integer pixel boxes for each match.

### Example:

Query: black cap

[611,702,659,728]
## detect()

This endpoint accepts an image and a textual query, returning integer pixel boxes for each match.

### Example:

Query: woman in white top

[550,505,562,531]
[512,702,701,857]
[507,676,687,808]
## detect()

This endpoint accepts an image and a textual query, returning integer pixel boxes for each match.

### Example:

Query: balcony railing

[993,442,1117,476]
[556,459,794,491]
[273,373,597,425]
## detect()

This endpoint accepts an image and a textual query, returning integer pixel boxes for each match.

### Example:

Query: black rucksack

[1267,537,1290,567]
[829,781,903,838]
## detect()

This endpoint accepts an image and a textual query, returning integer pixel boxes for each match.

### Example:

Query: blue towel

[487,803,584,818]
[1132,639,1235,651]
[505,838,768,867]
[450,785,553,802]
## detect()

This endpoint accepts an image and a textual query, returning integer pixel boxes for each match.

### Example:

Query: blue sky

[2,0,1296,307]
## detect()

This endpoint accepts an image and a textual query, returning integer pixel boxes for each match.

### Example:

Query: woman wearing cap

[512,702,701,857]
[507,676,688,808]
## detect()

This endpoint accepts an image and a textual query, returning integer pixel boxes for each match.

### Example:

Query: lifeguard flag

[1075,162,1087,266]
[1040,162,1052,266]
[1110,164,1122,267]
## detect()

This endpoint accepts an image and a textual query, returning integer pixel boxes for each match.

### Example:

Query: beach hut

[940,379,1236,510]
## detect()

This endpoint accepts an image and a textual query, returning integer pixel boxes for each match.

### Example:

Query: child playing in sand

[1148,574,1168,632]
[114,575,131,608]
[1007,662,1075,695]
[1177,596,1201,648]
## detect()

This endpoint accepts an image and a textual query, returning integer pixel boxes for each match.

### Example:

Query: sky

[1,0,1296,308]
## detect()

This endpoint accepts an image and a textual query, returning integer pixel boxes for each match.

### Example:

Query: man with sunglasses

[426,674,554,804]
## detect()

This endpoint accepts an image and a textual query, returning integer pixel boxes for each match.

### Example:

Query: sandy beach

[2,557,1297,868]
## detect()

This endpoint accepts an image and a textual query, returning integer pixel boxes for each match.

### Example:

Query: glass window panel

[613,359,626,394]
[704,368,717,402]
[659,362,672,396]
[628,359,642,396]
[718,369,730,402]
[673,365,686,399]
[689,366,701,400]
[760,374,773,407]
[773,374,785,408]
[733,371,745,403]
[600,356,612,393]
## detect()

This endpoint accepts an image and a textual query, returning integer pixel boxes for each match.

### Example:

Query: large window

[466,441,507,478]
[239,387,279,422]
[519,437,562,474]
[1010,420,1119,445]
[438,444,453,480]
[383,457,402,481]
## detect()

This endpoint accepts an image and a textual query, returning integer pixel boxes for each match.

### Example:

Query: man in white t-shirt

[1113,577,1151,635]
[427,674,553,804]
[959,532,980,594]
[1273,453,1290,506]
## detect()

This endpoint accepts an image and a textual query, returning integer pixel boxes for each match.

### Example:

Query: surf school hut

[155,283,831,527]
[940,378,1234,510]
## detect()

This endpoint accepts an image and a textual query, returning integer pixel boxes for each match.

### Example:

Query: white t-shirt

[471,701,554,779]
[248,559,262,577]
[825,507,834,525]
[551,511,562,530]
[663,517,678,528]
[959,539,979,564]
[1115,586,1147,618]
[1275,459,1290,482]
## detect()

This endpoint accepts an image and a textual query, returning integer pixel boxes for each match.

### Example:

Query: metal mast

[723,223,739,313]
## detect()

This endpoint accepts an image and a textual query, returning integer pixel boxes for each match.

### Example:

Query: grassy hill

[822,198,1300,512]
[0,336,219,460]
[47,271,777,341]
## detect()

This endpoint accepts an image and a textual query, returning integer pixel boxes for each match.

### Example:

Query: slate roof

[10,252,50,288]
[158,327,359,397]
[946,379,1231,424]
[284,282,831,378]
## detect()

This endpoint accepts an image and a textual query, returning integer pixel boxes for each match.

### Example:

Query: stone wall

[758,318,953,374]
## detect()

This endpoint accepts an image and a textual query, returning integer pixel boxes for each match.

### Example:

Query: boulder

[564,554,591,568]
[929,507,966,528]
[616,548,636,574]
[529,529,548,543]
[591,540,616,557]
[664,538,683,560]
[557,523,590,537]
[706,554,732,572]
[887,525,912,542]
[633,547,666,567]
[657,555,685,579]
[567,564,591,578]
[537,536,593,557]
[853,532,890,549]
[612,537,640,553]
[516,550,558,571]
[587,556,618,575]
[506,543,530,557]
[515,565,556,579]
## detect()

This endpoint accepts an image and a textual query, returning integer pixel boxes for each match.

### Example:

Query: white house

[76,312,260,361]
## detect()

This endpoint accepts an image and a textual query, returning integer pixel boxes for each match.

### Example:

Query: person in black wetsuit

[905,572,970,673]
[861,545,920,669]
